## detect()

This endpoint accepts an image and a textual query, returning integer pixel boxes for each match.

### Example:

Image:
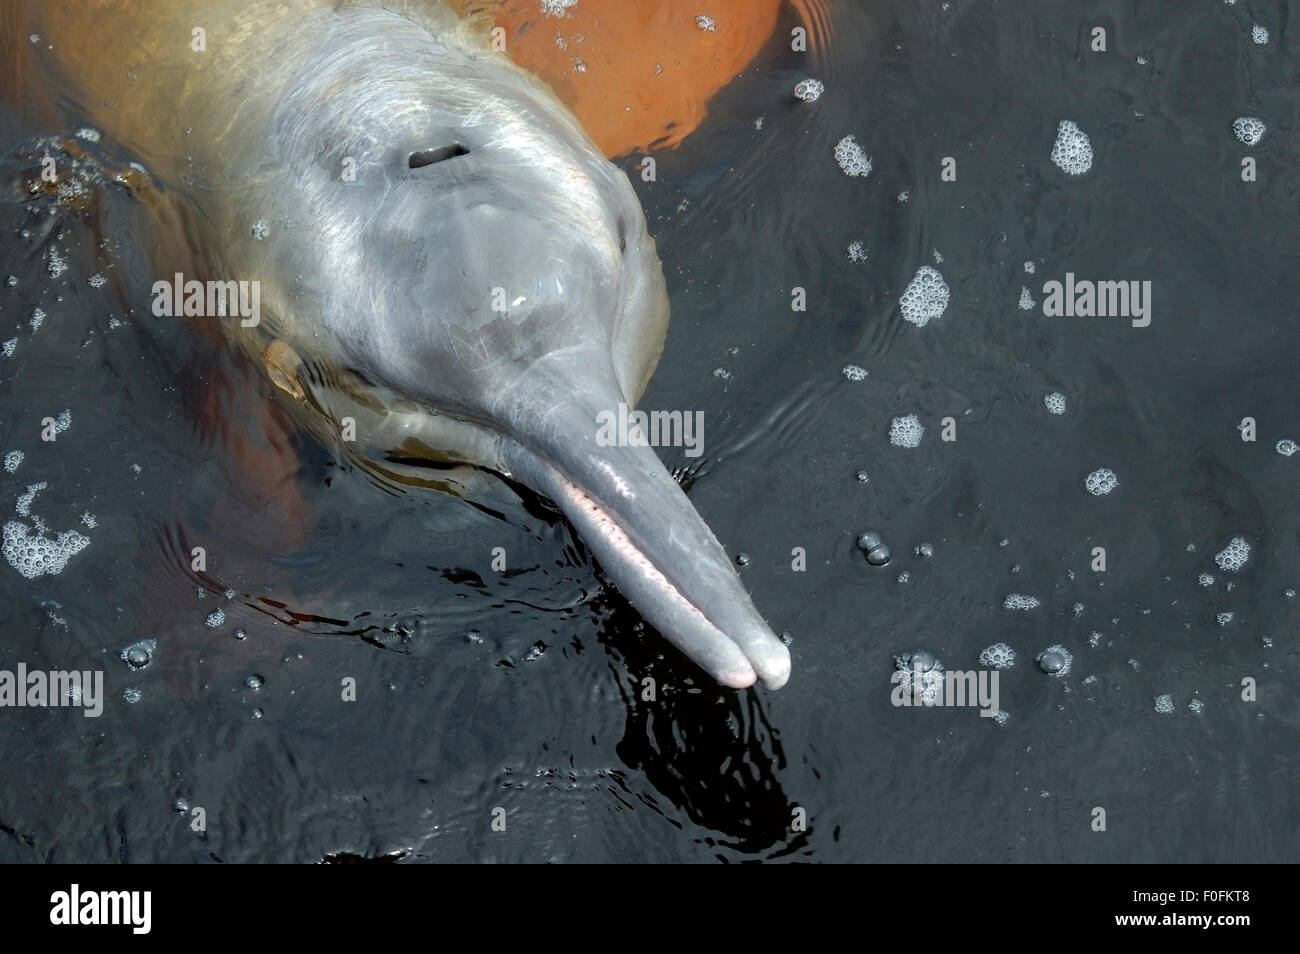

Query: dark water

[1,0,1297,862]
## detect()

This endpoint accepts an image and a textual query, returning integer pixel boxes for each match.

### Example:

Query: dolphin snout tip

[717,665,759,690]
[751,639,791,691]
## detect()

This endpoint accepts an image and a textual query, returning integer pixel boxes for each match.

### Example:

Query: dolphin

[6,0,791,689]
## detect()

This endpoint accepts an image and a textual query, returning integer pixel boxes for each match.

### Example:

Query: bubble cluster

[1,339,15,358]
[120,638,157,670]
[857,530,891,566]
[1050,120,1093,176]
[540,0,577,15]
[1232,116,1266,146]
[1198,572,1215,588]
[29,307,45,331]
[1214,536,1250,572]
[1018,287,1035,310]
[899,266,949,327]
[889,414,924,448]
[1188,698,1205,714]
[695,14,716,31]
[3,451,23,474]
[1252,24,1269,44]
[847,241,868,263]
[1084,467,1119,496]
[893,650,945,705]
[1003,593,1040,611]
[1037,645,1073,676]
[1154,694,1174,714]
[794,78,824,102]
[979,642,1016,669]
[1276,439,1297,457]
[1216,611,1234,626]
[842,364,868,382]
[205,608,226,628]
[123,687,142,704]
[2,521,90,578]
[833,135,872,177]
[251,219,270,240]
[1044,392,1067,415]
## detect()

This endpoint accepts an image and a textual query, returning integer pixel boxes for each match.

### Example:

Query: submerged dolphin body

[8,0,791,689]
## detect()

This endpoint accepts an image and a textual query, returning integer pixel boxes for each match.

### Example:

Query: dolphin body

[7,0,791,689]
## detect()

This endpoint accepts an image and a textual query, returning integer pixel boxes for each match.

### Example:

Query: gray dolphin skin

[9,0,791,689]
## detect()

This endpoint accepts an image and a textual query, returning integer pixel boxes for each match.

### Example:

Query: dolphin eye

[409,143,469,168]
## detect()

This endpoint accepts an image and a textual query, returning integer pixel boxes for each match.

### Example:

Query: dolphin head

[236,5,790,689]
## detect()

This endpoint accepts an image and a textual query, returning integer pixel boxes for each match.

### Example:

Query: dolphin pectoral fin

[503,434,791,690]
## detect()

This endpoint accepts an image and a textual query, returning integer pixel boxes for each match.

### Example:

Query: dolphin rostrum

[7,0,791,689]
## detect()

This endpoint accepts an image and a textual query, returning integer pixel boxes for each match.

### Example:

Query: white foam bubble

[889,414,924,448]
[2,520,90,578]
[833,135,872,177]
[1004,593,1040,610]
[1024,261,1036,274]
[2,339,16,358]
[1188,698,1205,714]
[1233,116,1266,145]
[1084,467,1118,496]
[205,608,226,628]
[80,512,97,529]
[979,642,1016,669]
[3,451,23,474]
[847,241,868,263]
[123,687,142,704]
[900,265,949,327]
[842,364,868,382]
[1044,392,1067,414]
[1050,120,1093,175]
[1198,572,1215,587]
[1216,611,1234,626]
[1018,286,1035,310]
[1040,644,1073,676]
[695,14,716,31]
[16,482,46,516]
[1252,24,1269,44]
[46,247,68,278]
[75,126,101,142]
[540,0,577,15]
[88,273,107,289]
[29,307,45,331]
[1154,694,1174,714]
[1276,439,1297,456]
[794,78,824,102]
[1214,536,1250,572]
